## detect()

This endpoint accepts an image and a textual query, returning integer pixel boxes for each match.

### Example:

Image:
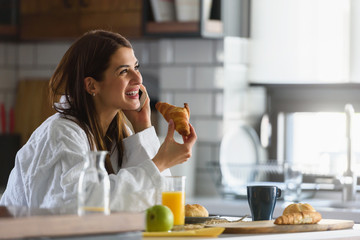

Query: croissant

[274,203,322,225]
[274,212,322,225]
[283,203,315,215]
[155,102,190,136]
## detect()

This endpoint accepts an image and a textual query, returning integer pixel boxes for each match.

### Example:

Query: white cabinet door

[249,0,350,83]
[350,0,360,83]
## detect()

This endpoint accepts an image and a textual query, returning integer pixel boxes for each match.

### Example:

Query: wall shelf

[145,20,222,36]
[142,0,249,38]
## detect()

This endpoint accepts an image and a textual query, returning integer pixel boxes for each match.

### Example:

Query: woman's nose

[130,69,142,84]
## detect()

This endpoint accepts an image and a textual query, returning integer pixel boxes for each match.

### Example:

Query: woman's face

[96,47,142,113]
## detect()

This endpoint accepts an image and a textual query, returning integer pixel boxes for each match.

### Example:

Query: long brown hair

[49,30,132,174]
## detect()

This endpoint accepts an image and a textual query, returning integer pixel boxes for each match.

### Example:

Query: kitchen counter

[2,191,360,240]
[143,224,360,240]
[0,205,144,240]
[162,195,360,239]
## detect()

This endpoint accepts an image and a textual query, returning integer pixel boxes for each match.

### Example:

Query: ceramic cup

[247,185,281,221]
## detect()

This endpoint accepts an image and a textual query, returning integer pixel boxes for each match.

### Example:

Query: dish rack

[207,161,284,199]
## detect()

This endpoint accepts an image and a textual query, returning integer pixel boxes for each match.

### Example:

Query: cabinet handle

[79,0,90,8]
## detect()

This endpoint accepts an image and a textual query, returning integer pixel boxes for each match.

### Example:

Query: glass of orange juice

[162,176,186,231]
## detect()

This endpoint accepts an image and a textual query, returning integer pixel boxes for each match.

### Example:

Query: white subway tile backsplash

[159,66,193,89]
[18,44,35,66]
[0,69,17,89]
[148,41,160,65]
[158,39,174,64]
[0,44,5,66]
[174,92,213,116]
[194,118,223,142]
[223,89,246,120]
[214,92,223,116]
[37,43,70,66]
[174,39,214,64]
[6,43,17,66]
[224,37,248,64]
[195,170,220,197]
[214,39,224,63]
[196,144,213,168]
[224,65,248,89]
[132,41,150,65]
[5,92,16,109]
[18,68,54,80]
[194,66,224,89]
[159,92,174,104]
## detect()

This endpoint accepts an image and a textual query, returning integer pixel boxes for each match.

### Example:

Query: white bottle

[78,151,110,216]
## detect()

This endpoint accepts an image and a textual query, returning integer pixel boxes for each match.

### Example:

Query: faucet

[343,104,357,202]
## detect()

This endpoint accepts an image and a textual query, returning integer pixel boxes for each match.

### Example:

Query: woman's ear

[84,77,97,96]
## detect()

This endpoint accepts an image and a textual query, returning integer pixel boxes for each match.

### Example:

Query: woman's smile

[125,89,140,98]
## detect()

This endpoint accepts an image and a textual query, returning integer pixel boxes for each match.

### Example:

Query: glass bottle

[77,151,110,216]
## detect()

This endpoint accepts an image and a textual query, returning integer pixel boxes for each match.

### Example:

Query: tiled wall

[0,36,263,197]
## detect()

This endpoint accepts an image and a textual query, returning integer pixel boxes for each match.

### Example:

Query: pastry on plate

[185,204,209,217]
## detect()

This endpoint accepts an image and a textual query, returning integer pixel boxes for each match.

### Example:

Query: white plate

[219,125,263,196]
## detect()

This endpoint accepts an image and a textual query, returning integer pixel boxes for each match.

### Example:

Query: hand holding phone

[136,88,148,112]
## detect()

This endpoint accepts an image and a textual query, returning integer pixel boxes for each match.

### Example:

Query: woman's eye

[135,64,140,71]
[119,69,128,75]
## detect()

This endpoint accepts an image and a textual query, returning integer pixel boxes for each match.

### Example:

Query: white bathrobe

[0,113,170,212]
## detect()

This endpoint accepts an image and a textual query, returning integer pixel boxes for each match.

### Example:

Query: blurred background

[0,0,359,201]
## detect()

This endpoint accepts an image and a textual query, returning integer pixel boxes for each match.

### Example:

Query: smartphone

[136,89,147,112]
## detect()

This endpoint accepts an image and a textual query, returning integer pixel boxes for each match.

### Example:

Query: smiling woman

[0,30,197,212]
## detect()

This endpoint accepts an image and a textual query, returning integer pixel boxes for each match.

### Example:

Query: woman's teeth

[126,91,138,96]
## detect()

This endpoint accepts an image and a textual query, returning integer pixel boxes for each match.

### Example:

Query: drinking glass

[162,176,186,231]
[284,162,303,202]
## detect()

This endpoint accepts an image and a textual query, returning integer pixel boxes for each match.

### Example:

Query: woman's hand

[152,119,197,172]
[122,85,152,133]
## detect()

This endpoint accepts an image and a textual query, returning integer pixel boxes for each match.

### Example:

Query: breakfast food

[155,102,190,136]
[185,204,209,217]
[274,203,322,225]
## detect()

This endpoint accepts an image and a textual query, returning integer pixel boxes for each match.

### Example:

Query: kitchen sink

[306,199,360,210]
[326,201,360,209]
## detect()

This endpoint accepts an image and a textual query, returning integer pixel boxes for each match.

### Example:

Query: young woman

[0,30,197,212]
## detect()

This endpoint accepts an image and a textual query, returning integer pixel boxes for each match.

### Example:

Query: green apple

[146,205,174,232]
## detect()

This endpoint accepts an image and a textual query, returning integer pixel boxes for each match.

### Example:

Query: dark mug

[247,185,281,221]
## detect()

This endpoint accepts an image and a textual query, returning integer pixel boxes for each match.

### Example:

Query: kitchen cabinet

[248,0,350,83]
[142,0,250,38]
[0,0,19,40]
[20,0,142,40]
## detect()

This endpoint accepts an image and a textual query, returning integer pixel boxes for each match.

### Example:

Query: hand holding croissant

[155,102,190,136]
[152,103,197,172]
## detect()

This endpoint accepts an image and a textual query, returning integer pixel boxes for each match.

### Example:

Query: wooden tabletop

[0,205,144,239]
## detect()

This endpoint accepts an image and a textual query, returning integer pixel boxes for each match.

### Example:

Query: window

[284,112,360,176]
[258,83,360,179]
